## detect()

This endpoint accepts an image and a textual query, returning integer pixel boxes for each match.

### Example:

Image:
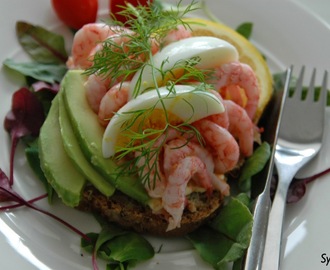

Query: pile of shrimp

[67,23,261,231]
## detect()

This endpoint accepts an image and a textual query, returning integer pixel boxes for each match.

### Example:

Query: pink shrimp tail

[163,156,212,231]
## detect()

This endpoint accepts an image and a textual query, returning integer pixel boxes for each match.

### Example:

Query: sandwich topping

[66,3,262,231]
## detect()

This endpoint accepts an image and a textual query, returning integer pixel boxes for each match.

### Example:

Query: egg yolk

[115,109,183,150]
[140,69,188,94]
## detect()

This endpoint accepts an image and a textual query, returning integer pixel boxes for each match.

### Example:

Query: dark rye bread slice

[78,186,223,237]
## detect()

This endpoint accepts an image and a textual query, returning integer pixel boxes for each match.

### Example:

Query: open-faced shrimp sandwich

[39,4,273,237]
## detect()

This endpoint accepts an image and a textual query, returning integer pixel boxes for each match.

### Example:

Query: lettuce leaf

[24,138,54,202]
[187,195,253,270]
[16,21,68,64]
[81,222,154,270]
[3,59,67,83]
[238,142,271,192]
[235,22,253,39]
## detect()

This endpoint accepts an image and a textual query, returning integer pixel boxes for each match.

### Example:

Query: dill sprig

[85,0,216,186]
[114,120,204,189]
[111,87,208,187]
[160,57,211,87]
[131,55,210,98]
[85,0,198,79]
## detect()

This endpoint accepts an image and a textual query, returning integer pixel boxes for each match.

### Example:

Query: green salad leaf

[3,59,67,83]
[24,138,54,202]
[16,21,68,64]
[81,221,155,270]
[103,232,154,263]
[238,142,271,192]
[187,195,253,270]
[235,22,253,39]
[3,12,266,270]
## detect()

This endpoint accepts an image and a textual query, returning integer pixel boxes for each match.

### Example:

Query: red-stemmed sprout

[3,87,45,186]
[287,167,330,203]
[271,167,330,203]
[1,86,98,269]
[0,168,91,242]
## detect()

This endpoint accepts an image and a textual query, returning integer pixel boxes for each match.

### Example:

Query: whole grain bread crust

[77,186,223,237]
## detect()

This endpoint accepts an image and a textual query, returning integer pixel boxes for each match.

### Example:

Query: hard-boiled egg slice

[102,85,225,158]
[128,36,238,99]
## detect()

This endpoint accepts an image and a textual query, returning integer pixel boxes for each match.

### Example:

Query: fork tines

[291,66,328,104]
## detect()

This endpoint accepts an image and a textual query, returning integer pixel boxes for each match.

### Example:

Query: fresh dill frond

[84,0,220,187]
[161,57,209,88]
[130,53,213,98]
[110,85,218,186]
[84,0,200,82]
[114,121,204,188]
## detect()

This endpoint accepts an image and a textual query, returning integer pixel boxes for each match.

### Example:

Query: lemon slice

[185,18,273,122]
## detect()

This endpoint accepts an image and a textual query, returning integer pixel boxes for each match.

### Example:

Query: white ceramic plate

[1,0,330,269]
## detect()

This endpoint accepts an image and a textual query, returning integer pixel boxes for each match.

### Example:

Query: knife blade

[243,67,291,270]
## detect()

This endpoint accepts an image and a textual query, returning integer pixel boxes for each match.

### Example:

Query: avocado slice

[38,96,86,207]
[58,91,115,197]
[61,70,150,204]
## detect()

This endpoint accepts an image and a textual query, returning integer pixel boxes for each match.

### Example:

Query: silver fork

[261,66,328,270]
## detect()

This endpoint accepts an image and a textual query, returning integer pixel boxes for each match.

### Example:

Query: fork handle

[261,169,297,270]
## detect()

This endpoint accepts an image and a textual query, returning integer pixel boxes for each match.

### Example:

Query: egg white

[102,85,225,158]
[128,36,239,99]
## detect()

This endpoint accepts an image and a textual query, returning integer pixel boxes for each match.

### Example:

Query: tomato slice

[51,0,98,30]
[110,0,152,23]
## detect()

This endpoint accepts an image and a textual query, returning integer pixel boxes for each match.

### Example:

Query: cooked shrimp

[211,174,230,196]
[135,150,166,199]
[135,130,231,231]
[98,82,130,126]
[210,61,260,120]
[67,23,113,69]
[103,29,136,56]
[163,138,193,175]
[184,141,231,195]
[151,24,192,54]
[136,128,183,199]
[162,138,223,231]
[163,138,213,192]
[162,156,212,231]
[84,74,112,113]
[193,119,239,174]
[67,23,134,69]
[223,99,255,157]
[153,127,183,148]
[201,90,256,157]
[205,90,229,129]
[162,25,192,46]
